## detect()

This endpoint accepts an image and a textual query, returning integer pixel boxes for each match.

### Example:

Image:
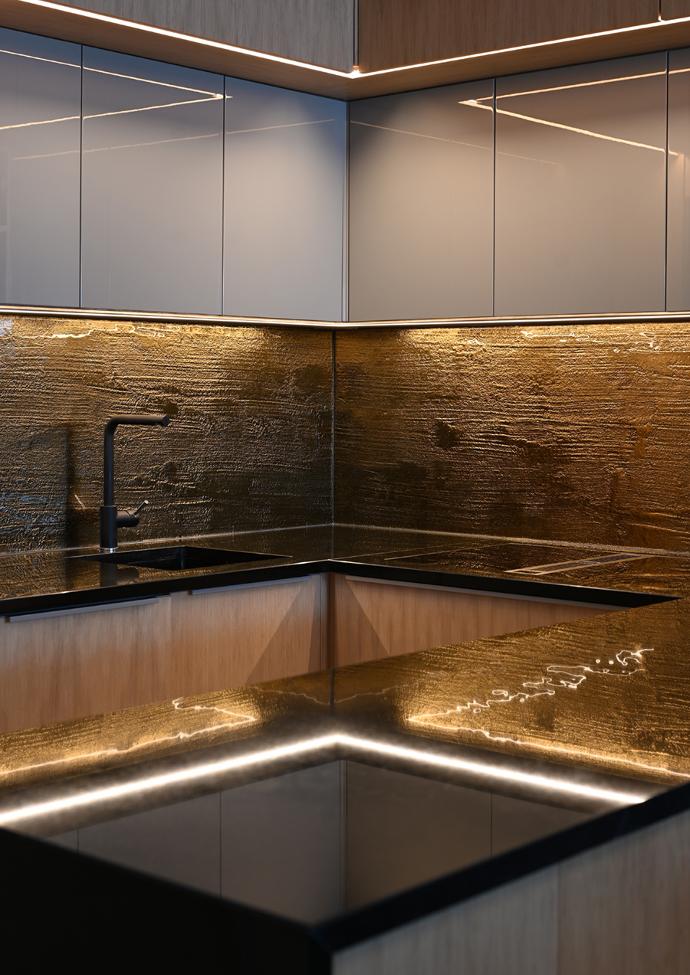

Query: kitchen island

[0,525,689,972]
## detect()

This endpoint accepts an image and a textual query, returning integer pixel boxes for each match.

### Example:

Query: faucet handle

[117,500,150,528]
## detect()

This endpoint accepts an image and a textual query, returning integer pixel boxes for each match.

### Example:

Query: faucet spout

[100,414,170,551]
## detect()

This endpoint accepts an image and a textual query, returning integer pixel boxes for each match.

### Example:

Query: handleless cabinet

[223,79,346,321]
[494,54,667,317]
[667,48,690,310]
[330,575,620,667]
[0,27,80,306]
[0,576,326,735]
[81,47,224,314]
[349,81,494,321]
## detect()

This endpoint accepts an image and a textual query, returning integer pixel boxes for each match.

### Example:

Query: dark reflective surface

[46,759,594,924]
[84,545,286,571]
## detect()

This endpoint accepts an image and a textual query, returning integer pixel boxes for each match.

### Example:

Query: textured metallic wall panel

[334,323,690,550]
[0,317,332,551]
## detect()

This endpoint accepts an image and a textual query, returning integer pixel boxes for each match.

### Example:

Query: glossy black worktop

[2,525,690,972]
[0,523,687,617]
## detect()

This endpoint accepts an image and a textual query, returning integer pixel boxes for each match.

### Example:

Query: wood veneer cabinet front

[334,803,690,975]
[59,0,356,71]
[0,576,326,734]
[168,576,327,692]
[330,575,617,667]
[661,0,690,17]
[357,0,659,72]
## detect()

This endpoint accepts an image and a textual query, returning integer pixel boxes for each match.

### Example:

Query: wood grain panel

[0,597,173,733]
[0,577,326,734]
[334,866,558,975]
[59,0,356,71]
[335,323,690,550]
[662,1,690,18]
[334,807,690,975]
[330,575,613,667]
[4,0,690,99]
[0,0,354,99]
[0,318,331,551]
[358,0,659,71]
[558,807,690,975]
[167,576,326,693]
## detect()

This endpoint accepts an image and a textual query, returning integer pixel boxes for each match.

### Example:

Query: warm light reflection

[84,95,222,122]
[351,119,489,152]
[469,70,667,103]
[0,96,221,135]
[0,731,649,827]
[0,698,258,786]
[13,0,357,78]
[0,44,78,68]
[13,0,690,82]
[84,65,222,98]
[460,98,668,154]
[407,646,690,781]
[227,118,336,136]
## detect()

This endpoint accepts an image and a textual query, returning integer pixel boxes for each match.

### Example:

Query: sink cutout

[84,546,285,571]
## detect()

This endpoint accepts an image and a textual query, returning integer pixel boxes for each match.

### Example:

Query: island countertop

[1,525,690,971]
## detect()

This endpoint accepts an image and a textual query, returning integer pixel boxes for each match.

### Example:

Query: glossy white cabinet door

[81,48,224,314]
[495,54,667,316]
[0,28,80,306]
[667,48,690,311]
[348,81,494,321]
[224,78,346,321]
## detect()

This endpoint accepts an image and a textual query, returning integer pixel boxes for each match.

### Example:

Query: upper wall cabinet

[349,82,494,322]
[224,80,346,321]
[0,28,80,307]
[661,1,690,17]
[358,1,660,72]
[81,48,224,315]
[667,48,690,310]
[494,54,667,317]
[60,0,356,71]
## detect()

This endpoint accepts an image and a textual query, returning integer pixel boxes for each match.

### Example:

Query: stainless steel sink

[85,545,284,571]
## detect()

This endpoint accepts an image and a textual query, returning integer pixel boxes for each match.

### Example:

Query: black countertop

[2,524,690,971]
[0,524,686,617]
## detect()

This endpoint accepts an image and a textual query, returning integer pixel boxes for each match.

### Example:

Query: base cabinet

[0,576,326,735]
[0,572,617,734]
[329,575,618,667]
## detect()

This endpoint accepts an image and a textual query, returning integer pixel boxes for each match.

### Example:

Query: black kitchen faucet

[100,414,170,551]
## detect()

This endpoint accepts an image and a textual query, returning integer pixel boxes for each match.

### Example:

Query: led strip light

[0,732,650,827]
[10,1,690,83]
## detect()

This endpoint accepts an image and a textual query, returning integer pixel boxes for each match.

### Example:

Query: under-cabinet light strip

[0,732,649,827]
[9,306,690,330]
[11,1,690,83]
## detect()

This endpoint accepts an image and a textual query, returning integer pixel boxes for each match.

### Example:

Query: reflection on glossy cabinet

[81,47,224,314]
[0,576,326,734]
[349,82,494,321]
[224,78,346,320]
[495,54,667,316]
[0,27,80,306]
[667,47,690,310]
[330,575,617,667]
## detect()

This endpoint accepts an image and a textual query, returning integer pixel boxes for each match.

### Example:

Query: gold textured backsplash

[0,316,332,551]
[335,322,690,551]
